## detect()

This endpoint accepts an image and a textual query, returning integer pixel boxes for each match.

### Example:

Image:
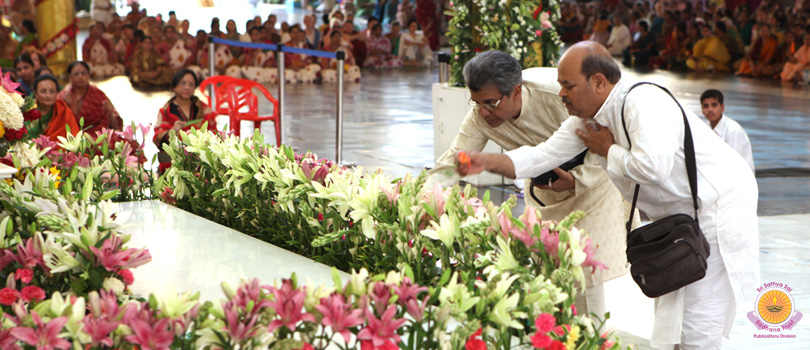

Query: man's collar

[593,80,623,125]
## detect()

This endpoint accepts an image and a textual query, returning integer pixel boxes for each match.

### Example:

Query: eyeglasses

[468,95,505,111]
[71,71,89,77]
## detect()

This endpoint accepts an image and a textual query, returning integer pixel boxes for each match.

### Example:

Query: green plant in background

[446,0,562,86]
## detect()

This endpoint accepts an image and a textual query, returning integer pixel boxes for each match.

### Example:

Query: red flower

[553,325,568,336]
[571,305,577,316]
[474,47,482,53]
[533,6,543,19]
[15,268,34,284]
[317,213,324,222]
[465,328,486,350]
[23,109,41,121]
[5,127,27,141]
[118,269,135,285]
[535,313,556,333]
[0,288,20,305]
[21,285,45,302]
[531,333,552,348]
[547,340,566,350]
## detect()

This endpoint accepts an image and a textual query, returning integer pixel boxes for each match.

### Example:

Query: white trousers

[575,283,607,324]
[652,242,735,350]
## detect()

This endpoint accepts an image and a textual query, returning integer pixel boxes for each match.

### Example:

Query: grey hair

[581,54,621,84]
[462,50,522,96]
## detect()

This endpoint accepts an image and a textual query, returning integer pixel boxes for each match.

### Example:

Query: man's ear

[591,73,608,94]
[512,84,521,98]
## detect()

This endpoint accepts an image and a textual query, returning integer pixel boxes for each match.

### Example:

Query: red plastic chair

[199,75,237,117]
[221,78,281,145]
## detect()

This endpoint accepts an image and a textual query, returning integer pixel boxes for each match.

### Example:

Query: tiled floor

[91,2,810,348]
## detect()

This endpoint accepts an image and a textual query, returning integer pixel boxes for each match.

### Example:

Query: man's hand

[456,150,486,176]
[576,122,614,157]
[535,167,575,192]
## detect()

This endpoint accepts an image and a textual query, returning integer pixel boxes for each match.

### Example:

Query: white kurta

[606,24,631,56]
[436,68,635,288]
[507,80,760,348]
[711,115,755,171]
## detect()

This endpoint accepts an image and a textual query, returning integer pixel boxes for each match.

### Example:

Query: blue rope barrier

[283,46,337,59]
[210,37,338,59]
[211,37,278,51]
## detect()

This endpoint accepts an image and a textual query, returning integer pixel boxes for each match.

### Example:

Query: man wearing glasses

[434,50,636,320]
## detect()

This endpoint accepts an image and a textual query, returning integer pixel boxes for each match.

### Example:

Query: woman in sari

[780,33,810,82]
[57,61,122,134]
[365,24,403,68]
[27,75,80,142]
[154,69,217,173]
[128,36,174,87]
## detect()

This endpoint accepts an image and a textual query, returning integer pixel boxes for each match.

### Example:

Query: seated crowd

[559,0,810,83]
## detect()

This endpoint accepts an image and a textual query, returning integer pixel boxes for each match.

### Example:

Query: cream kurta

[711,115,754,171]
[436,67,635,287]
[507,80,760,348]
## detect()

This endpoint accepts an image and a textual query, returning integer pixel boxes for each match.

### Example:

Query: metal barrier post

[207,37,216,99]
[277,45,285,146]
[336,51,345,165]
[438,53,450,83]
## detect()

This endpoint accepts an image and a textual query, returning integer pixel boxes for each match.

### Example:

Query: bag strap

[622,82,699,235]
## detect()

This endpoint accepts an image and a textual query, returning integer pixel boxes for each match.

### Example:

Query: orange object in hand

[457,151,471,167]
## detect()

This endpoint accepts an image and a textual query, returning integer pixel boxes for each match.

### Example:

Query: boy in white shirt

[700,89,755,171]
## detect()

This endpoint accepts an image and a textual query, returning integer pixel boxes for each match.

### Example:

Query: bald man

[458,41,760,350]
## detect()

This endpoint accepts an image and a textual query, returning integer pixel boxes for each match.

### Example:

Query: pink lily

[498,211,536,248]
[368,282,393,316]
[422,182,447,218]
[88,289,125,319]
[315,293,364,342]
[231,279,271,312]
[0,328,21,350]
[0,249,15,272]
[223,305,260,342]
[0,72,21,94]
[10,313,71,350]
[539,226,561,260]
[82,315,119,347]
[581,237,608,273]
[89,235,152,272]
[15,237,49,272]
[265,279,316,333]
[394,278,429,322]
[357,307,407,347]
[125,317,175,350]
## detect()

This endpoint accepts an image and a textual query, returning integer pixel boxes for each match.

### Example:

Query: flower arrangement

[151,128,623,349]
[0,72,40,156]
[446,0,563,86]
[6,122,154,202]
[0,128,625,349]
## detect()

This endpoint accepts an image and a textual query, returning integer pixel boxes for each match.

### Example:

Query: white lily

[158,287,200,319]
[489,292,523,329]
[348,268,369,296]
[420,213,459,249]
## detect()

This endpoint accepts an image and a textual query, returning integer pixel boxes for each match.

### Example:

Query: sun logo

[758,289,792,324]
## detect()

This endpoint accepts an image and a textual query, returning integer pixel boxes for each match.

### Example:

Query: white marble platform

[116,200,347,301]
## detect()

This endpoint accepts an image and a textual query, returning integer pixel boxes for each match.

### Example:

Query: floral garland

[0,73,40,154]
[447,0,562,86]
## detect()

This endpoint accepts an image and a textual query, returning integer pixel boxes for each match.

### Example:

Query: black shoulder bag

[621,82,711,298]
